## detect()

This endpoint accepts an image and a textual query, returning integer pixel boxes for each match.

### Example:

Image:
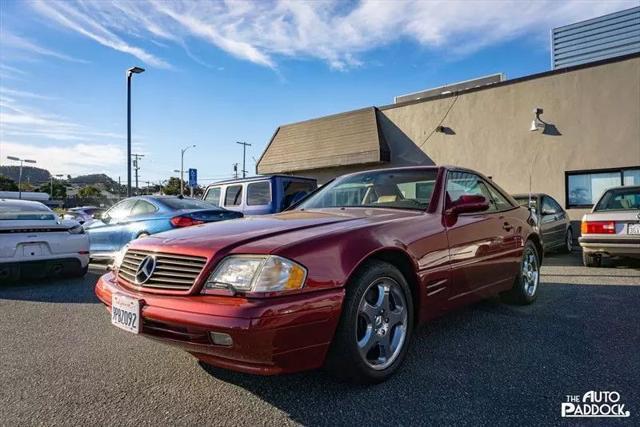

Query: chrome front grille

[118,249,207,291]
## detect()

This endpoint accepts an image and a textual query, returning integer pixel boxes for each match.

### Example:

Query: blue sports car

[85,196,243,260]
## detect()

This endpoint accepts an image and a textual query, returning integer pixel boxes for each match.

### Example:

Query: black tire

[582,252,601,267]
[501,240,540,305]
[560,228,573,254]
[325,260,414,384]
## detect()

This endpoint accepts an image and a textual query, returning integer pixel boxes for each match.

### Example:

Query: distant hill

[0,165,50,184]
[0,167,124,193]
[69,174,124,193]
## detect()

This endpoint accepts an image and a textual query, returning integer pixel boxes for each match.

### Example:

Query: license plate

[628,224,640,235]
[111,294,141,334]
[22,243,43,257]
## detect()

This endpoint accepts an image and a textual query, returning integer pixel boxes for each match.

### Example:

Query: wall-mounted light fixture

[530,107,545,132]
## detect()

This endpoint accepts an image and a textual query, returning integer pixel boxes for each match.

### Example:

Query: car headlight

[205,255,306,294]
[110,245,129,271]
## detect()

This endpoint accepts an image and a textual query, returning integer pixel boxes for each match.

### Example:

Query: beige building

[257,53,640,220]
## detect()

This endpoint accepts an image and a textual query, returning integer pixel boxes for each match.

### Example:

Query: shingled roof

[257,107,390,174]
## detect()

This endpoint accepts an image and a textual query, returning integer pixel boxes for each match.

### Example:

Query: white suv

[0,199,89,281]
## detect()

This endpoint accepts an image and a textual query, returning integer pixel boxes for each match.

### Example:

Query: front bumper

[579,237,640,258]
[95,272,344,375]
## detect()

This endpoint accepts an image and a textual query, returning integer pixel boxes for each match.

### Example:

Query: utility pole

[233,163,239,179]
[236,141,251,178]
[132,153,144,196]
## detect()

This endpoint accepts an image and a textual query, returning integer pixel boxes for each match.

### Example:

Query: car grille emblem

[135,255,157,284]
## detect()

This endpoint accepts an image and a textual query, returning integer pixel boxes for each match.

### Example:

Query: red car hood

[130,208,422,259]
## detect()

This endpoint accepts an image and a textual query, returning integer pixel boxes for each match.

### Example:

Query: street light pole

[49,174,63,199]
[6,156,36,199]
[180,145,196,196]
[236,141,252,178]
[126,66,145,197]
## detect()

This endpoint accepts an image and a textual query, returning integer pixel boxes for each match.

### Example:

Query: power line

[418,93,460,149]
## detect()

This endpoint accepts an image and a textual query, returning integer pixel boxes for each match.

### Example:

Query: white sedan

[0,199,89,281]
[579,185,640,267]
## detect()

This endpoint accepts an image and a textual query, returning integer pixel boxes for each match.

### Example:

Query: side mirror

[446,195,490,215]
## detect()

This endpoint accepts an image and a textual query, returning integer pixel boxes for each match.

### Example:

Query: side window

[541,196,559,215]
[446,171,496,212]
[247,181,271,206]
[281,180,316,211]
[485,184,513,211]
[105,199,136,222]
[224,185,243,207]
[548,196,563,212]
[204,187,221,206]
[131,200,157,216]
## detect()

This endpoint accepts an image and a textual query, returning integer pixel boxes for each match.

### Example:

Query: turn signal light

[581,220,615,234]
[170,216,204,228]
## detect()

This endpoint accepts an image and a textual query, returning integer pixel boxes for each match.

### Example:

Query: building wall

[280,56,640,220]
[377,56,640,220]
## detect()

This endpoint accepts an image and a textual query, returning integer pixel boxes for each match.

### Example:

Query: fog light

[209,332,233,346]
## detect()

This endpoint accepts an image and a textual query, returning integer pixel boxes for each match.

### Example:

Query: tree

[163,177,184,196]
[0,175,18,191]
[37,182,67,198]
[78,186,101,198]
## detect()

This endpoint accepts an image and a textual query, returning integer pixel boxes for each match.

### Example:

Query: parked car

[97,166,542,383]
[0,199,89,281]
[579,185,640,267]
[202,175,317,215]
[63,206,105,225]
[512,193,573,254]
[85,196,243,261]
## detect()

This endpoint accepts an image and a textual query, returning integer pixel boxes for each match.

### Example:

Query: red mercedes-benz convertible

[96,166,542,383]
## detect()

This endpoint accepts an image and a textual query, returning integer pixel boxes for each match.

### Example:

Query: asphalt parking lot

[1,252,639,426]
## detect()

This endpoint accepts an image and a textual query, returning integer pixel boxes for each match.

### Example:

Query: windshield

[159,197,223,211]
[594,187,640,211]
[513,196,537,208]
[297,169,438,211]
[0,202,56,220]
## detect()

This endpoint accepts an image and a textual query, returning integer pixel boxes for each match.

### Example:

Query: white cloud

[0,94,122,144]
[1,32,88,63]
[0,141,124,176]
[31,0,170,69]
[29,0,638,70]
[0,87,57,100]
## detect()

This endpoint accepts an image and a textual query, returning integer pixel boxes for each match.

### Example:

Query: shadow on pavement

[200,282,640,426]
[0,266,103,304]
[544,250,640,270]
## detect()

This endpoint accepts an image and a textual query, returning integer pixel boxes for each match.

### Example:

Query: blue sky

[0,0,636,186]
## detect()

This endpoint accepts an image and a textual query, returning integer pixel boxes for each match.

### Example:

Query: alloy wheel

[522,247,539,297]
[356,277,408,370]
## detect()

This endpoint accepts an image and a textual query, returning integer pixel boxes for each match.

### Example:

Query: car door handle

[503,222,513,231]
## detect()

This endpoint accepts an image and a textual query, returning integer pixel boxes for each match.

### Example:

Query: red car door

[443,171,517,302]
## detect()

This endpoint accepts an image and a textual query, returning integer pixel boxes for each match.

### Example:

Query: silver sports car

[579,185,640,267]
